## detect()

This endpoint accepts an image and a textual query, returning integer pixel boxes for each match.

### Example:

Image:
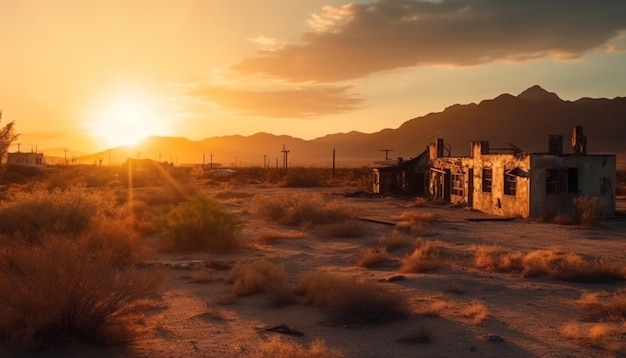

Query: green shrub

[162,195,243,252]
[0,235,162,349]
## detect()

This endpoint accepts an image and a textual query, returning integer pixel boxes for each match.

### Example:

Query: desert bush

[358,247,394,268]
[377,233,412,251]
[393,211,437,233]
[82,219,147,267]
[472,247,625,282]
[561,322,612,342]
[254,194,350,226]
[162,195,243,252]
[316,219,367,238]
[0,185,117,241]
[572,196,602,226]
[255,336,344,358]
[473,246,524,273]
[460,300,488,325]
[0,235,162,349]
[254,230,307,245]
[295,271,410,325]
[576,289,626,321]
[227,259,288,296]
[522,249,624,281]
[190,267,212,283]
[284,168,324,188]
[400,240,447,273]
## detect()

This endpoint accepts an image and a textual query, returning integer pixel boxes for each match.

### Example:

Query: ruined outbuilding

[7,150,45,168]
[373,127,616,218]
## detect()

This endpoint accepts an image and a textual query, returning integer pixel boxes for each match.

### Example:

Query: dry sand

[22,185,626,358]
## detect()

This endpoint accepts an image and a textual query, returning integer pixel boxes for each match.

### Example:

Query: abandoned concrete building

[372,126,616,219]
[6,150,46,169]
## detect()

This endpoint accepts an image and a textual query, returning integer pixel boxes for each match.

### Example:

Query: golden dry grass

[460,300,488,325]
[576,289,626,321]
[254,230,307,245]
[357,247,395,268]
[400,240,447,273]
[315,219,367,238]
[472,246,625,282]
[190,267,212,283]
[561,322,612,341]
[254,336,344,358]
[0,235,162,349]
[295,271,410,325]
[227,259,288,296]
[377,233,412,251]
[254,194,350,226]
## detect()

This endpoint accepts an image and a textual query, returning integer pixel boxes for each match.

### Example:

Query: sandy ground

[16,185,626,358]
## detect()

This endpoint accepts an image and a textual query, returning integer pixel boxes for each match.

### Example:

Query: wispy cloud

[190,85,363,118]
[233,0,626,82]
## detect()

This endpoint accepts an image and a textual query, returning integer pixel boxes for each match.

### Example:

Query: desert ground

[3,177,625,358]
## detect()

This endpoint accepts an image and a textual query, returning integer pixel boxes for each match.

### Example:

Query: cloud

[190,85,364,118]
[232,0,626,82]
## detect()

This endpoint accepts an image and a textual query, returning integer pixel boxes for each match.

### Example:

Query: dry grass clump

[405,197,429,208]
[576,289,626,321]
[0,185,116,241]
[254,194,350,226]
[561,322,612,341]
[316,219,367,238]
[472,246,625,282]
[393,211,438,233]
[472,246,524,273]
[227,259,288,296]
[400,240,447,273]
[82,219,147,266]
[255,336,344,358]
[0,235,162,349]
[295,271,410,325]
[161,195,244,252]
[522,249,625,281]
[572,196,603,226]
[460,300,488,325]
[377,233,412,251]
[358,247,395,268]
[190,267,212,283]
[254,230,307,245]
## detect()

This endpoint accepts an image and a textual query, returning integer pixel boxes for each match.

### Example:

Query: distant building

[7,150,46,169]
[373,126,616,219]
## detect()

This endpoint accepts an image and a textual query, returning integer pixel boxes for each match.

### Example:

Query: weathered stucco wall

[529,154,616,218]
[471,154,531,218]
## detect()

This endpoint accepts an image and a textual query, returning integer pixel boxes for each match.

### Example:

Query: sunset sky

[2,0,626,154]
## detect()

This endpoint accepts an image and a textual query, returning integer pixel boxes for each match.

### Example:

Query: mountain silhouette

[80,85,626,167]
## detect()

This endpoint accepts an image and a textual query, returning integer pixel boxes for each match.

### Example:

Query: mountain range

[79,85,626,168]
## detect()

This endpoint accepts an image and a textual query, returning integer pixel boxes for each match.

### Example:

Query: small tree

[0,110,19,170]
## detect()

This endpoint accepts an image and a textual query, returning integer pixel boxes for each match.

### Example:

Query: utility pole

[64,148,68,165]
[332,148,336,177]
[281,145,290,169]
[263,154,267,169]
[380,149,394,160]
[210,153,213,170]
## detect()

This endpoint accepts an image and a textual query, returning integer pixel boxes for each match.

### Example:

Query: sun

[86,91,169,148]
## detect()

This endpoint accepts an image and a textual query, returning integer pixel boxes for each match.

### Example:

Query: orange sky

[2,0,626,155]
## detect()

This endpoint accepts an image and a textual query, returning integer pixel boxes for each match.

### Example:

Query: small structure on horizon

[372,126,616,219]
[7,148,46,169]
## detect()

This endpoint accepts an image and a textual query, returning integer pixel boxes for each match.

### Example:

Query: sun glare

[86,92,169,149]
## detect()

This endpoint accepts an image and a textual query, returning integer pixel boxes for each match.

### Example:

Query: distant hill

[80,85,626,168]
